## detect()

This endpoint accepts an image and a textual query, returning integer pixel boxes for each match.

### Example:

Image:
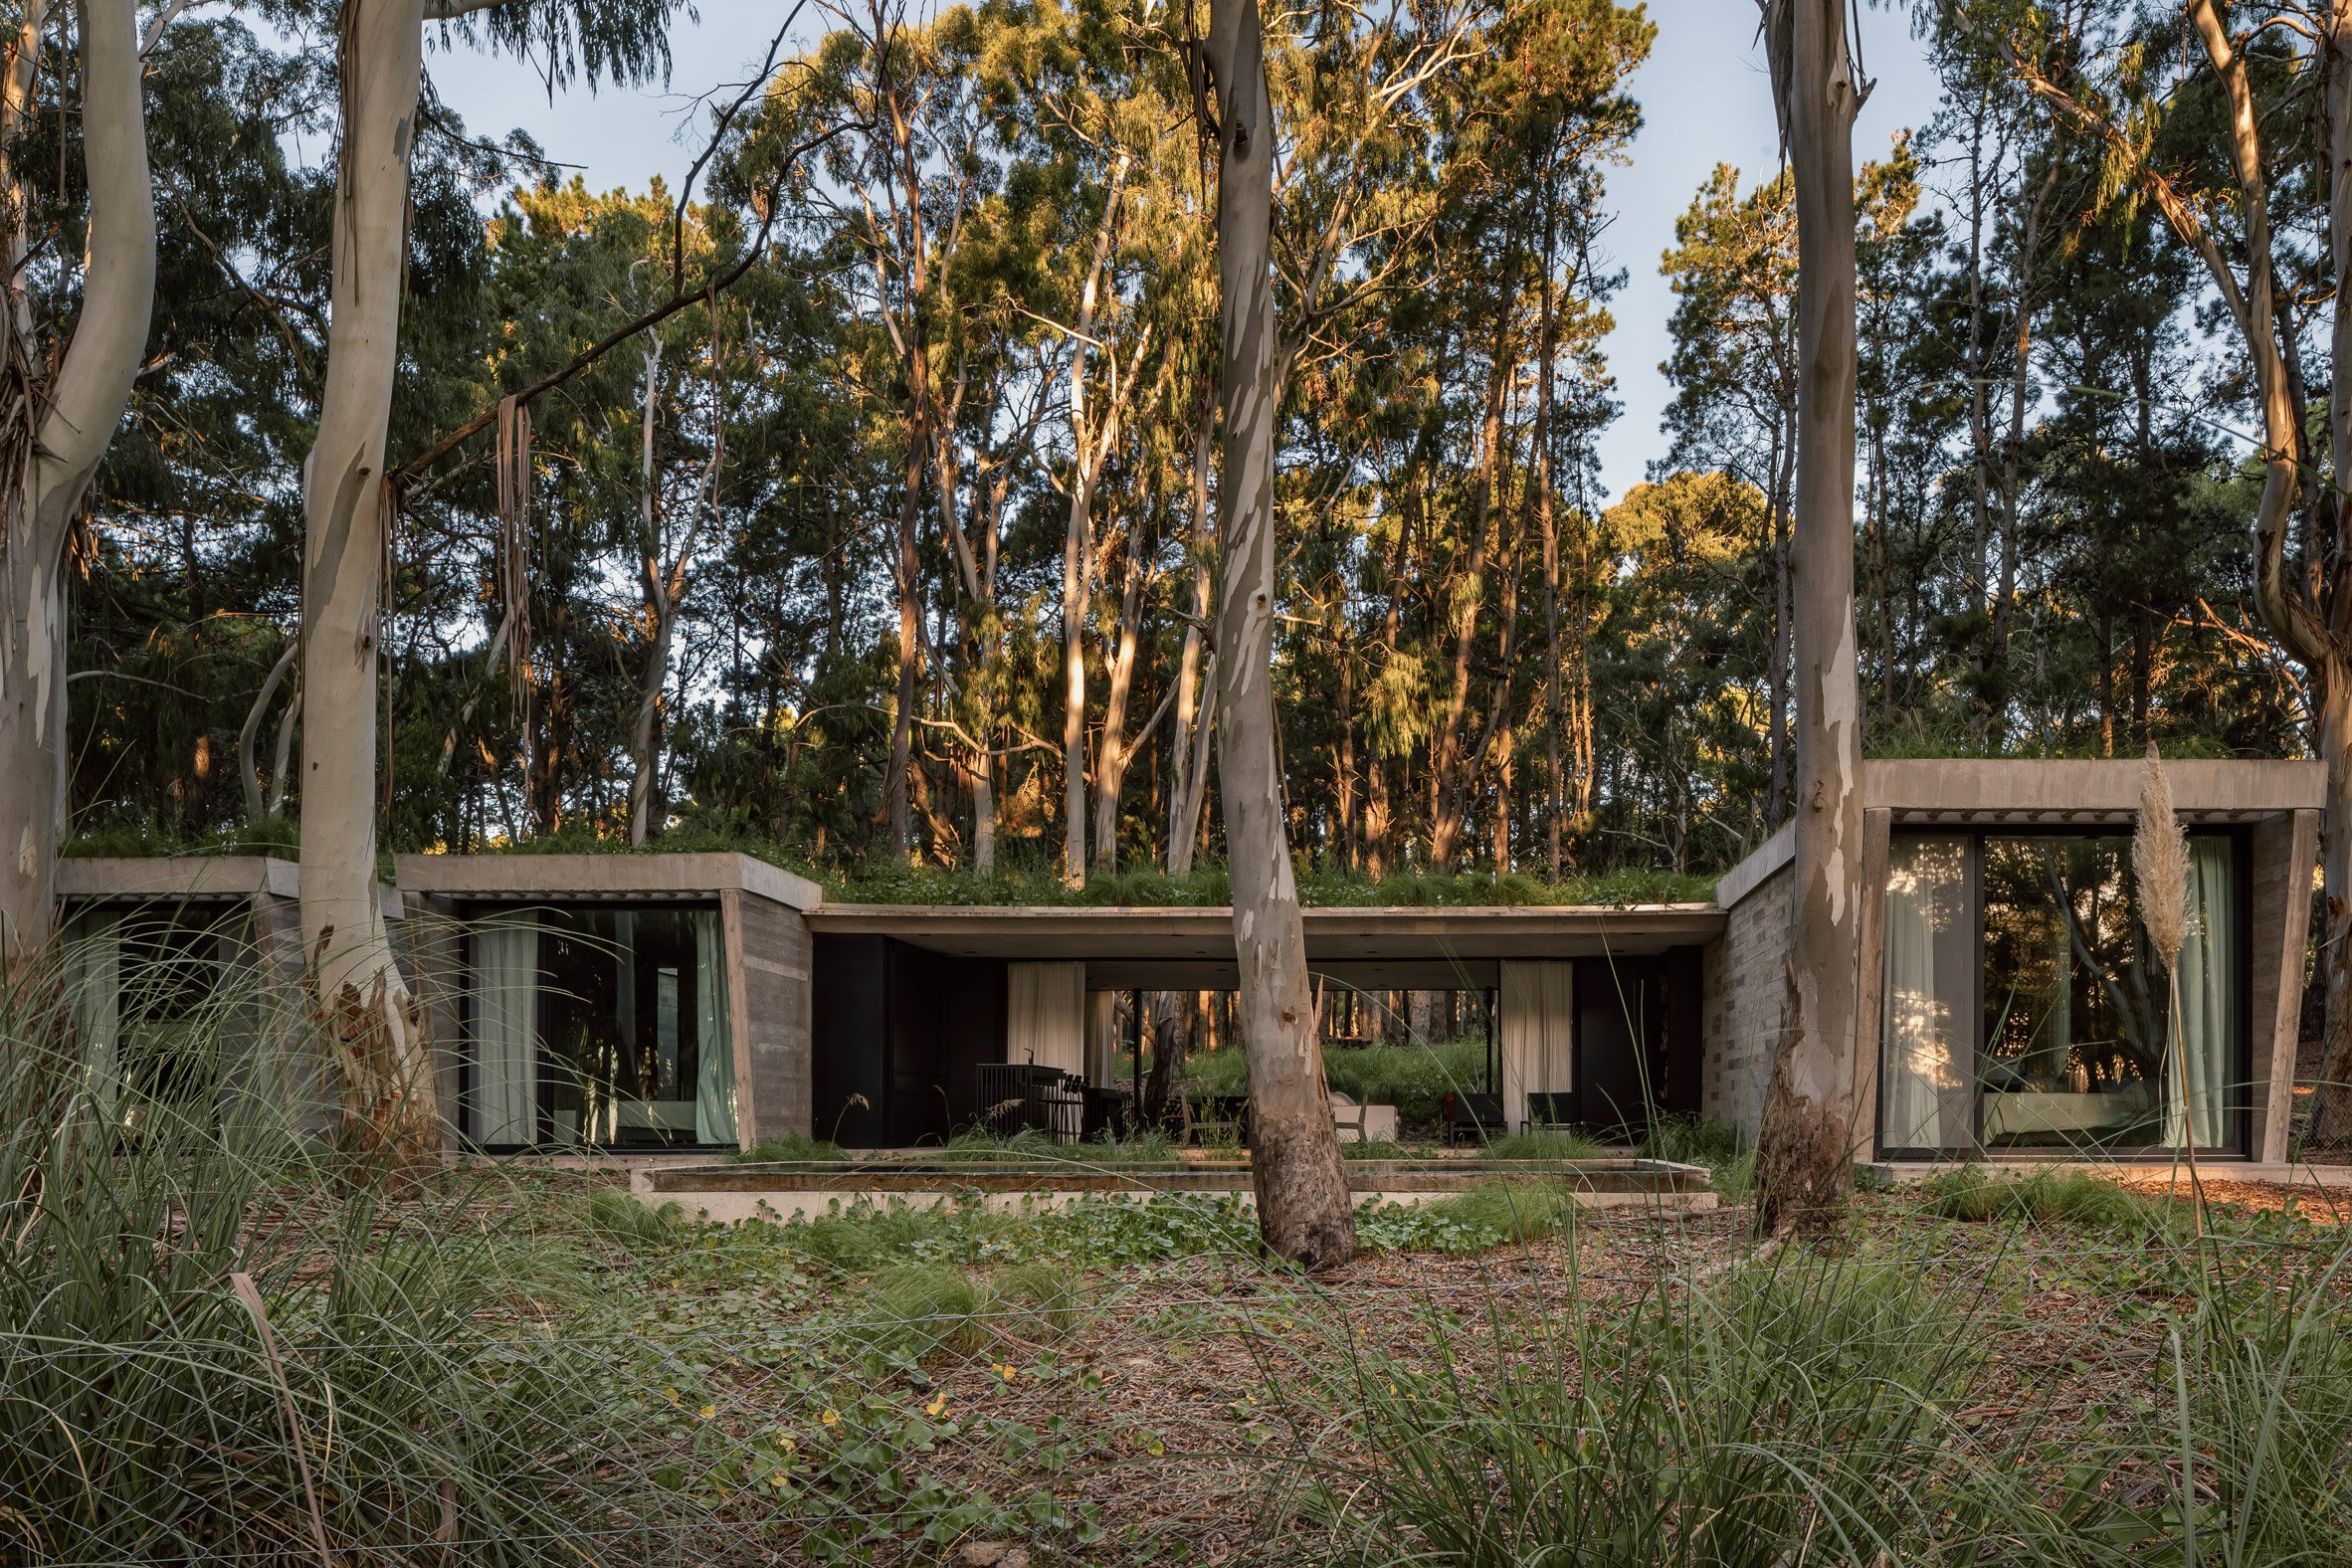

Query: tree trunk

[0,0,154,962]
[1090,507,1147,876]
[1754,0,1863,1236]
[627,337,671,847]
[2301,1,2352,1144]
[1166,395,1214,874]
[297,0,437,1166]
[1208,0,1353,1270]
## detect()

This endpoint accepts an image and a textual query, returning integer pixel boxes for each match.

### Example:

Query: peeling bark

[1207,0,1354,1270]
[0,0,155,961]
[296,0,438,1167]
[1755,0,1863,1235]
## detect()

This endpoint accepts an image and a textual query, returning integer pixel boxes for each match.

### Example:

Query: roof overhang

[804,903,1724,973]
[394,852,823,910]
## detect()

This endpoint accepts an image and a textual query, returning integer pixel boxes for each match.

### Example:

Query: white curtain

[2167,837,2234,1150]
[692,909,736,1145]
[1007,962,1085,1075]
[474,916,540,1146]
[1880,837,1974,1151]
[64,910,121,1127]
[1499,961,1574,1131]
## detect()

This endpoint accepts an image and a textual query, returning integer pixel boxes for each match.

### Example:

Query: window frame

[459,897,734,1154]
[1875,825,2253,1162]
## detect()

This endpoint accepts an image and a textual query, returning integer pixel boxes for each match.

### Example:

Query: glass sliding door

[1878,837,1975,1152]
[466,902,735,1149]
[1877,830,2245,1158]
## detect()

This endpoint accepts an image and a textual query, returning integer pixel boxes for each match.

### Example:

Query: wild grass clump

[772,1198,984,1274]
[0,948,676,1566]
[1298,1241,2059,1562]
[1639,1113,1755,1203]
[1482,1129,1606,1161]
[585,1186,686,1247]
[1417,1180,1581,1246]
[841,1262,1089,1361]
[1919,1166,2172,1229]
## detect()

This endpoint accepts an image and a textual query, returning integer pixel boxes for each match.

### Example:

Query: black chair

[975,1064,1085,1143]
[1526,1091,1578,1130]
[1444,1091,1506,1146]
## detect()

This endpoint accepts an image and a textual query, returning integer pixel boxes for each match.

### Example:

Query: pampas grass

[2134,741,2189,970]
[2136,743,2206,1233]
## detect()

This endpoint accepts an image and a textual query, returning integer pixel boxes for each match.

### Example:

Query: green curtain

[2167,837,2234,1150]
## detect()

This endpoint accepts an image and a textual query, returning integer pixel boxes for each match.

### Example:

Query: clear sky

[427,0,1946,508]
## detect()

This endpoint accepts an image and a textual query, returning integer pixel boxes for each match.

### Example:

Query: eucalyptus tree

[297,0,681,1163]
[1753,0,1865,1236]
[0,0,155,961]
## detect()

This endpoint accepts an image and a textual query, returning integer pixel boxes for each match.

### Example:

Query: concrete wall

[2252,811,2319,1162]
[1703,849,1791,1141]
[729,888,814,1144]
[1712,768,2324,1161]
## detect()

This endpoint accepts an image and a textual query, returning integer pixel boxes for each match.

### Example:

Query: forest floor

[519,1164,2350,1565]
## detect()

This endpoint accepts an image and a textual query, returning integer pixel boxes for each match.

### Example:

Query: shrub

[585,1187,686,1247]
[0,951,677,1566]
[1483,1130,1606,1161]
[1919,1167,2171,1229]
[1191,1039,1490,1133]
[1296,1238,2076,1563]
[842,1261,1089,1362]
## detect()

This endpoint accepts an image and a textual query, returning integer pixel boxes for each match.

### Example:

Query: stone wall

[1703,857,1790,1140]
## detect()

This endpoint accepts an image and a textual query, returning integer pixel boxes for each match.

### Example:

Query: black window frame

[458,897,732,1154]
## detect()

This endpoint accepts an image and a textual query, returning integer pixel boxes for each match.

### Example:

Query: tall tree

[1206,0,1354,1269]
[0,0,156,961]
[298,0,677,1163]
[1753,0,1864,1235]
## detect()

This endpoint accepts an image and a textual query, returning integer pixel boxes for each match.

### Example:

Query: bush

[1189,1038,1490,1133]
[840,1260,1090,1362]
[1297,1238,2075,1562]
[585,1187,685,1247]
[1483,1130,1606,1160]
[1919,1167,2171,1229]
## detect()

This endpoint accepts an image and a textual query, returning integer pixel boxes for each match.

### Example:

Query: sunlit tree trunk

[1165,395,1215,874]
[297,0,439,1163]
[1754,0,1863,1235]
[0,0,154,963]
[1208,0,1353,1270]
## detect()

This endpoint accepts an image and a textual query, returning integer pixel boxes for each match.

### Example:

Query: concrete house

[55,856,320,1134]
[64,757,2316,1165]
[1709,759,2323,1164]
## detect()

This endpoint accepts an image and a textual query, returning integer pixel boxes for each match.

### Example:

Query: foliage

[1190,1039,1491,1134]
[1482,1129,1607,1160]
[1917,1167,2175,1230]
[0,954,678,1565]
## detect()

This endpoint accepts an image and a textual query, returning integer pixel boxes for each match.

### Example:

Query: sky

[428,0,1948,509]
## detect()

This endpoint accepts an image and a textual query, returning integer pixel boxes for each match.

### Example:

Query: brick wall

[1703,859,1790,1140]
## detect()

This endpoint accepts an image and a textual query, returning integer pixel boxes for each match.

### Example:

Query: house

[392,853,820,1154]
[55,756,2321,1165]
[54,856,320,1135]
[1709,758,2323,1164]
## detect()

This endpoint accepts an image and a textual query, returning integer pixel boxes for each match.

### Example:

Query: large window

[1878,831,2244,1157]
[63,904,247,1134]
[467,904,735,1150]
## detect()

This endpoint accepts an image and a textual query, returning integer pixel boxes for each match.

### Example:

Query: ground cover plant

[11,951,2350,1566]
